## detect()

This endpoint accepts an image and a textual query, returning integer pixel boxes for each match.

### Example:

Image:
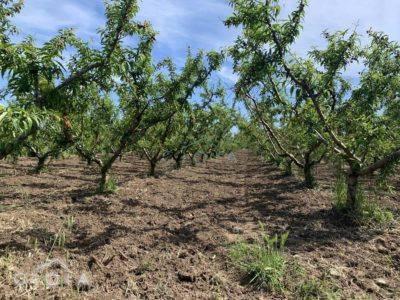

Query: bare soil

[0,151,399,299]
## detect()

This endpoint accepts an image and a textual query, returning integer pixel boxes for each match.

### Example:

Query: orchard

[0,0,399,298]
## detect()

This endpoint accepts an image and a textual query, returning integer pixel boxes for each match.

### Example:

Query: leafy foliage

[227,0,400,211]
[0,0,229,191]
[1,0,398,226]
[0,106,49,160]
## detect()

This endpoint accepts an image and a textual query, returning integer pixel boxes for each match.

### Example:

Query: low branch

[359,147,400,176]
[0,126,37,160]
[75,144,104,168]
[142,147,151,162]
[247,94,303,168]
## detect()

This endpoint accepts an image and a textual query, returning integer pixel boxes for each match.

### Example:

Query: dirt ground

[0,151,399,299]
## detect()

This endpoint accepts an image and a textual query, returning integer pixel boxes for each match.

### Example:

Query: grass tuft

[333,174,393,225]
[228,226,342,298]
[295,277,340,300]
[229,226,288,292]
[98,177,118,194]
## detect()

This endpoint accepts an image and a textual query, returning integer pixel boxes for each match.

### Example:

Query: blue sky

[9,0,400,94]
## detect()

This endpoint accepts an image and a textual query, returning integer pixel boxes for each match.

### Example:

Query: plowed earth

[0,151,399,299]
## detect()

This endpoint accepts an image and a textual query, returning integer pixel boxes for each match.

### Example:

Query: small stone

[185,213,194,220]
[366,281,380,293]
[375,278,389,288]
[177,271,196,283]
[232,227,243,234]
[77,273,92,291]
[329,268,342,278]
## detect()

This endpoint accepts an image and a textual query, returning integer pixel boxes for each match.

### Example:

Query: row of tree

[226,0,400,212]
[0,0,236,192]
[1,0,399,214]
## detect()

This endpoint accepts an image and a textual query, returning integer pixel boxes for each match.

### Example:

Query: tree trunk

[273,157,281,167]
[99,169,110,192]
[303,163,316,188]
[190,155,196,166]
[149,160,157,177]
[283,159,293,176]
[303,153,316,188]
[175,155,183,169]
[35,156,47,173]
[275,159,281,167]
[346,172,359,211]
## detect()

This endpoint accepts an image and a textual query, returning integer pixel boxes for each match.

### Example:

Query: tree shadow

[242,166,384,252]
[0,151,395,263]
[0,241,31,254]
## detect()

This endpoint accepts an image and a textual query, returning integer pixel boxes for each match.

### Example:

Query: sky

[8,0,400,99]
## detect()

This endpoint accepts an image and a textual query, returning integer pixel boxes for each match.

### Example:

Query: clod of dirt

[376,244,389,255]
[76,273,92,291]
[209,273,226,286]
[177,251,188,259]
[375,278,389,288]
[88,255,105,271]
[70,196,86,204]
[177,271,196,283]
[360,279,381,294]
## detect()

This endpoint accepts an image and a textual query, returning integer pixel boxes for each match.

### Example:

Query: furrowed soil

[0,151,399,299]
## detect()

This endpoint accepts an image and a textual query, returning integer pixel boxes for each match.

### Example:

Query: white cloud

[13,0,102,43]
[137,0,189,44]
[10,0,400,79]
[219,65,238,83]
[137,0,236,52]
[283,0,400,56]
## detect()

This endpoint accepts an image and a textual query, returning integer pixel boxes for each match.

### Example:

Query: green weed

[295,277,340,300]
[229,226,288,292]
[333,174,393,225]
[99,177,117,194]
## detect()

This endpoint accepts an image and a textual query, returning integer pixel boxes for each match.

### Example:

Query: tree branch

[359,147,400,176]
[246,94,304,168]
[265,16,362,164]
